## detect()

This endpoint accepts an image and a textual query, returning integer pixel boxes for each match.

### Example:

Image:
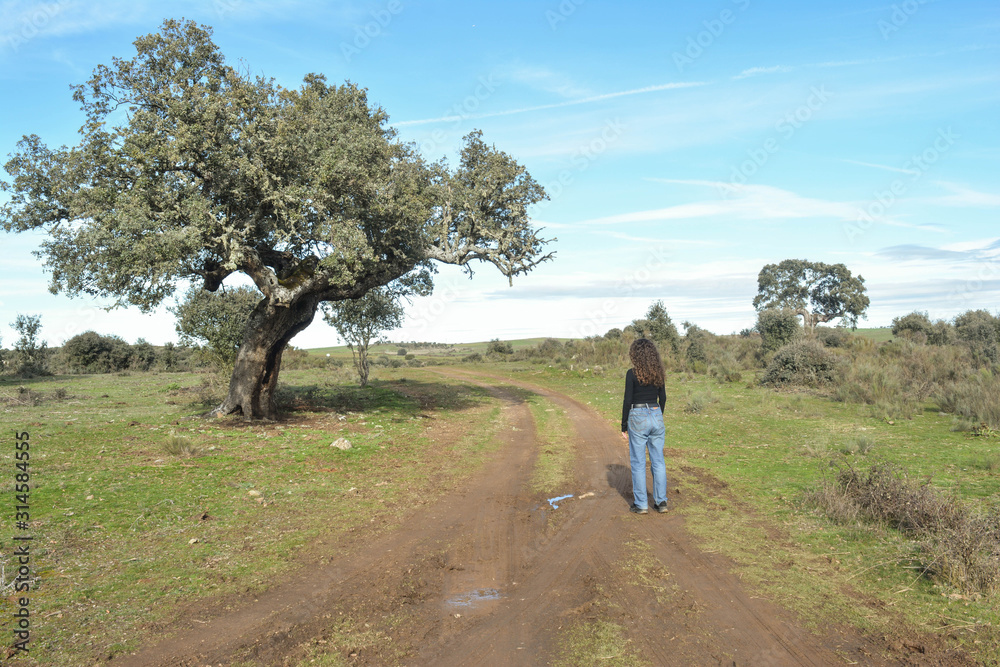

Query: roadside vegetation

[1,304,998,663]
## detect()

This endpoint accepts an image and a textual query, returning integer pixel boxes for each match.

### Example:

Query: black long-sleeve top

[621,368,666,432]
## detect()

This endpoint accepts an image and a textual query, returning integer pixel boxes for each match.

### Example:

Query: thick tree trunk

[211,295,320,420]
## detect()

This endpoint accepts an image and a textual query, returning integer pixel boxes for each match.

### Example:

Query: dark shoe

[630,505,648,514]
[654,501,668,513]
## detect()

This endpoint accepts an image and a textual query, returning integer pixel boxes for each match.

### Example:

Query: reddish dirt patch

[113,369,973,666]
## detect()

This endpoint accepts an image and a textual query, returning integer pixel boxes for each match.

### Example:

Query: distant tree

[131,338,157,371]
[322,277,428,387]
[626,301,680,352]
[891,311,932,342]
[0,20,552,419]
[683,323,712,364]
[161,341,178,371]
[954,309,999,364]
[753,259,869,331]
[172,286,260,368]
[10,314,48,377]
[756,309,801,353]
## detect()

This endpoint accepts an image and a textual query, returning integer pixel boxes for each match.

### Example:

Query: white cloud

[732,65,792,79]
[394,81,707,127]
[926,182,1000,207]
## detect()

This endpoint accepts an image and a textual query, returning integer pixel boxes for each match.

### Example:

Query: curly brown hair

[629,338,665,386]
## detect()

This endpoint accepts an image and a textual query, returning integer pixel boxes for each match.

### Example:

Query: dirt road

[115,370,963,666]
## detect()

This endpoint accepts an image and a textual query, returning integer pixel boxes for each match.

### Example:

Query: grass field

[487,361,1000,661]
[1,351,997,664]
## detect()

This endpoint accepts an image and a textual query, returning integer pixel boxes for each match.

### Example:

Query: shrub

[934,369,1000,431]
[808,460,1000,596]
[761,339,841,386]
[814,326,853,348]
[683,324,712,365]
[397,348,407,356]
[486,339,514,356]
[62,331,137,373]
[955,309,999,364]
[756,309,801,353]
[891,311,932,341]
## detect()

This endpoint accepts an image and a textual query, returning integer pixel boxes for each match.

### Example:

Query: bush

[891,311,932,341]
[809,460,1000,596]
[761,339,841,386]
[61,331,140,373]
[955,309,999,364]
[935,369,1000,431]
[814,326,852,348]
[486,339,514,356]
[756,309,801,353]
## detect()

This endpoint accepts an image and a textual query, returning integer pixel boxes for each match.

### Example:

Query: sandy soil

[113,369,972,666]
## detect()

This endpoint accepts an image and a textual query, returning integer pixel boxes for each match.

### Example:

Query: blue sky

[1,0,998,348]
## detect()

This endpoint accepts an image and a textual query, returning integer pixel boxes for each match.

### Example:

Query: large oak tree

[752,259,869,331]
[1,20,553,419]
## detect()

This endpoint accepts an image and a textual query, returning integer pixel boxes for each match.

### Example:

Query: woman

[619,338,668,514]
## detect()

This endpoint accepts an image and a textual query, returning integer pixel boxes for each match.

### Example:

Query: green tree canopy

[1,20,553,418]
[752,259,869,330]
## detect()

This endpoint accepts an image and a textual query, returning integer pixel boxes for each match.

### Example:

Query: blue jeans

[627,405,667,509]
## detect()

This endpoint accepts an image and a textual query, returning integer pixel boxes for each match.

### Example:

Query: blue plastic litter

[547,494,573,509]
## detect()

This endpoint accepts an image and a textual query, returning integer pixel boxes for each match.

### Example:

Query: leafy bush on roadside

[761,339,841,386]
[935,369,1000,432]
[756,309,801,353]
[808,460,1000,596]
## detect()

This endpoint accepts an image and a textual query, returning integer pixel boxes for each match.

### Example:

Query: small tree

[1,20,552,420]
[626,300,680,352]
[891,311,932,342]
[10,314,48,377]
[322,278,425,387]
[954,309,999,364]
[172,286,260,368]
[756,309,801,353]
[753,259,869,331]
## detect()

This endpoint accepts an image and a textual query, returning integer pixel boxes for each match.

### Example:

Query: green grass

[477,360,1000,663]
[552,619,647,667]
[5,355,999,664]
[309,337,572,360]
[0,367,507,665]
[851,327,895,343]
